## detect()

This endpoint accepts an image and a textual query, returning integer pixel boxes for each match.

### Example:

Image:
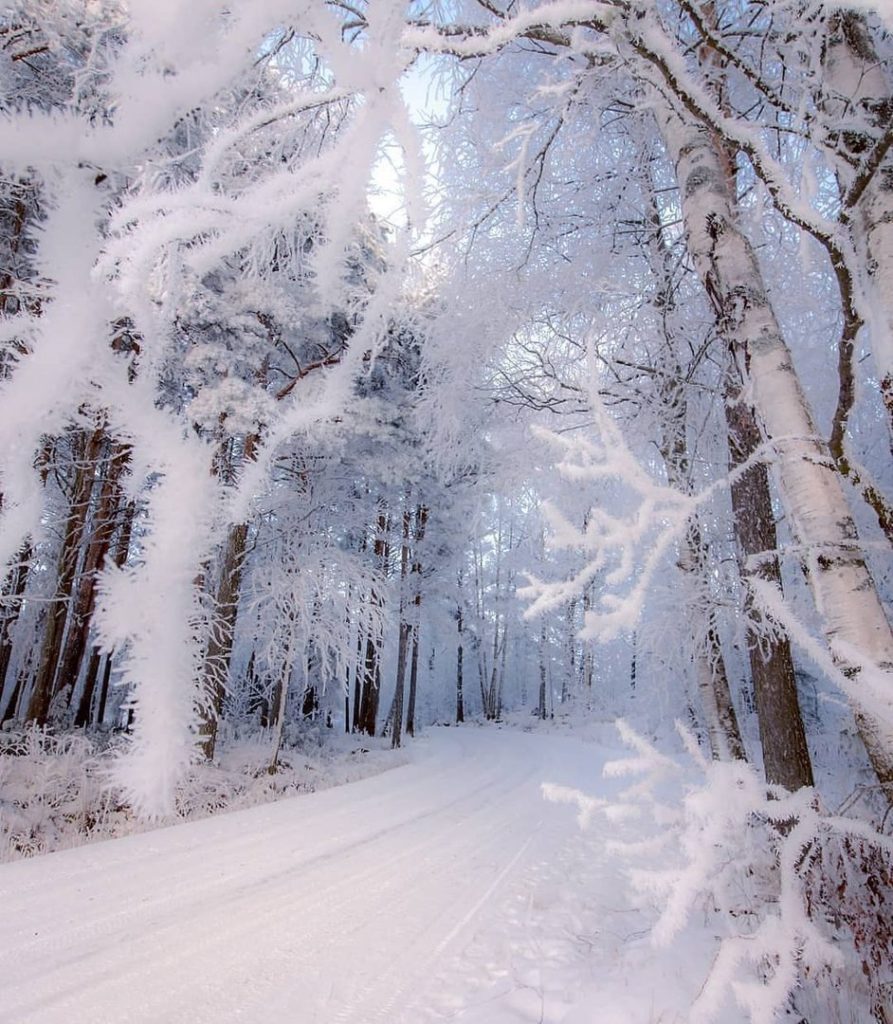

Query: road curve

[0,727,607,1024]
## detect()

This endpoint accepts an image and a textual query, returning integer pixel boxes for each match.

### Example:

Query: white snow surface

[0,727,713,1024]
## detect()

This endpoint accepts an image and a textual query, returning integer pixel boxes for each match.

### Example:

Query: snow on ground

[0,726,734,1024]
[0,726,408,862]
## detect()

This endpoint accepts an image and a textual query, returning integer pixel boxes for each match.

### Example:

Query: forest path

[0,726,702,1024]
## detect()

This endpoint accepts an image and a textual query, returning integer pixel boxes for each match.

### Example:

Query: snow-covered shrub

[0,726,406,862]
[546,721,893,1024]
[798,831,893,1023]
[0,725,128,859]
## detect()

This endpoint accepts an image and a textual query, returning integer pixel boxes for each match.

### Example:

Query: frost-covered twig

[544,720,893,1023]
[520,380,761,641]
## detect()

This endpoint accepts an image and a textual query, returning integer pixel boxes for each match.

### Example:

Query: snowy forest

[1,0,893,1022]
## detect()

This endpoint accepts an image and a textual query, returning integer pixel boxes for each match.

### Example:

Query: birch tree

[403,0,893,794]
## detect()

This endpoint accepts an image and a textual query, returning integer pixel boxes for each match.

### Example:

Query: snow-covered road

[0,727,634,1024]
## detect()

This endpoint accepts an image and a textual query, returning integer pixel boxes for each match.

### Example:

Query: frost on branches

[0,0,424,814]
[546,721,893,1024]
[1,3,893,1020]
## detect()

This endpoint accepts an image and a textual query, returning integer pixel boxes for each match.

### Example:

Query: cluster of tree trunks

[2,2,893,819]
[659,106,893,798]
[0,428,134,731]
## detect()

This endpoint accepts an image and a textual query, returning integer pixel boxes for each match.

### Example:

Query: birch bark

[820,11,893,433]
[660,110,893,797]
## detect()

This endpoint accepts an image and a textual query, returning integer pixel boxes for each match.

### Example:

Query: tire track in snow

[0,729,584,1024]
[2,739,501,965]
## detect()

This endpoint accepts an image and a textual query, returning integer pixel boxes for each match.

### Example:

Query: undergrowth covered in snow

[546,721,893,1024]
[0,725,407,863]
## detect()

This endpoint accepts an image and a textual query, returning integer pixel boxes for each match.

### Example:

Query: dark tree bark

[198,518,250,760]
[301,678,319,719]
[95,657,113,726]
[77,650,102,727]
[357,632,381,737]
[86,500,134,728]
[357,507,388,736]
[58,442,129,716]
[0,541,32,722]
[406,628,422,738]
[343,602,352,733]
[268,641,293,774]
[563,600,576,703]
[391,507,412,749]
[198,434,258,761]
[456,616,465,725]
[405,506,427,739]
[581,586,594,696]
[26,427,104,725]
[352,624,364,732]
[726,371,815,790]
[537,621,548,720]
[456,570,465,724]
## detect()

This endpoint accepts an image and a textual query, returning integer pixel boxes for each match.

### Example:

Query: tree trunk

[478,645,489,718]
[662,110,893,797]
[406,627,421,738]
[343,601,352,734]
[81,500,134,728]
[726,370,815,790]
[391,508,412,749]
[26,427,103,724]
[563,600,576,704]
[59,442,129,714]
[642,141,745,762]
[77,649,102,727]
[0,541,31,722]
[268,654,291,774]
[405,506,427,738]
[197,431,258,761]
[538,620,548,720]
[678,521,747,763]
[93,656,111,726]
[646,41,812,785]
[456,606,465,725]
[582,586,594,699]
[495,618,508,720]
[198,518,249,761]
[656,363,746,762]
[358,632,381,736]
[1,672,24,726]
[358,507,388,736]
[352,622,364,732]
[484,619,500,720]
[820,12,893,443]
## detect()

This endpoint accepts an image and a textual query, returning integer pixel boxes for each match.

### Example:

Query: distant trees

[3,4,891,1018]
[1,0,892,829]
[414,0,893,803]
[0,0,428,812]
